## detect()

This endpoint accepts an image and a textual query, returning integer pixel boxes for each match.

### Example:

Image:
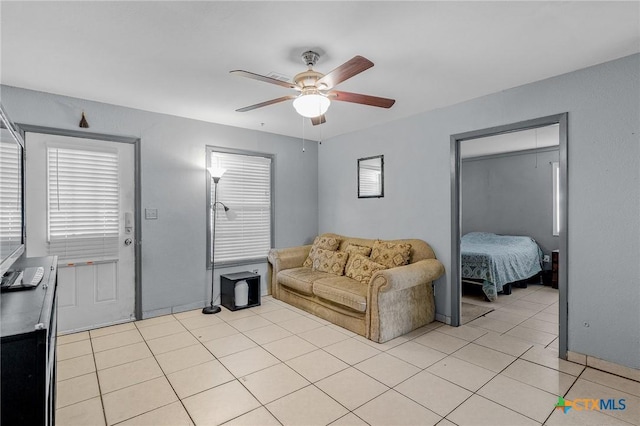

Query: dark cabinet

[1,256,58,426]
[220,271,261,311]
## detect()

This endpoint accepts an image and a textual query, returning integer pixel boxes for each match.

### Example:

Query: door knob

[124,238,133,246]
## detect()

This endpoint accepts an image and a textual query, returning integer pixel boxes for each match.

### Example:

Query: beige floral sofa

[267,233,445,343]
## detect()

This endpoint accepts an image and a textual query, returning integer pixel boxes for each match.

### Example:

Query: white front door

[25,132,135,333]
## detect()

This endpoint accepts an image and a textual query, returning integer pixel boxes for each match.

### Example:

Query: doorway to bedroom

[450,113,568,359]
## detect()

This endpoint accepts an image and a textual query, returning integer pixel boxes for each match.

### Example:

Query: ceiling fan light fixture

[293,93,330,118]
[232,53,394,126]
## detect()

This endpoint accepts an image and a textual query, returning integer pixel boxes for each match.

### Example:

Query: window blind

[48,147,119,262]
[210,151,272,264]
[0,138,23,253]
[359,167,381,196]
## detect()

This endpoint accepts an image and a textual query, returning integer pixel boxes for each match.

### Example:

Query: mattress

[461,232,543,301]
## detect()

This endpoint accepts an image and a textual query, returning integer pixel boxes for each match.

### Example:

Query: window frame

[206,146,275,269]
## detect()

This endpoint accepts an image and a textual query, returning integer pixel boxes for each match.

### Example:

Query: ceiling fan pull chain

[301,115,306,153]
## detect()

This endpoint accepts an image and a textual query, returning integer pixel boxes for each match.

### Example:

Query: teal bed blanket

[461,232,543,301]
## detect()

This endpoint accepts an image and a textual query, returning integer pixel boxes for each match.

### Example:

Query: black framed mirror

[358,155,384,198]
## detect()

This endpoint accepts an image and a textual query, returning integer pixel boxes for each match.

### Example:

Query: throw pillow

[312,248,349,276]
[344,243,373,273]
[345,254,387,284]
[303,235,341,267]
[370,240,412,268]
[344,243,372,257]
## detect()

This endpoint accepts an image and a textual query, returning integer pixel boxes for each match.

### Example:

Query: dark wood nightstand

[551,250,559,289]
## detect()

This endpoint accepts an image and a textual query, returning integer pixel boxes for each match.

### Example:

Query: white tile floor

[55,284,640,425]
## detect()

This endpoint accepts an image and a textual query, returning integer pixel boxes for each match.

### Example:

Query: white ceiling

[1,1,638,141]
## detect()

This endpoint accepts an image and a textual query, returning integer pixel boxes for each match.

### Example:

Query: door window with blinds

[0,137,23,257]
[207,149,273,266]
[47,146,119,262]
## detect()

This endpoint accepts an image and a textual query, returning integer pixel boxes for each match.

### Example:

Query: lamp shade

[225,209,237,221]
[293,93,330,118]
[207,167,226,182]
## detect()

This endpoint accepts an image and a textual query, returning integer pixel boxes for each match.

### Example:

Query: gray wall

[319,54,639,369]
[0,85,319,318]
[2,54,638,369]
[461,148,560,257]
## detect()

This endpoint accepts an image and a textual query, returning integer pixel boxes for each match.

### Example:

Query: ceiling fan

[230,51,395,126]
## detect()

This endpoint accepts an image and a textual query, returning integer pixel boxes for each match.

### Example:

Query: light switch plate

[145,208,158,220]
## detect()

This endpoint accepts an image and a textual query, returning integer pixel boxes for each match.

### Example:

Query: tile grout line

[175,306,323,425]
[179,306,396,424]
[169,312,245,422]
[569,368,640,425]
[472,354,562,424]
[123,315,198,426]
[166,309,288,411]
[311,330,470,423]
[88,322,178,425]
[460,287,565,425]
[88,331,109,426]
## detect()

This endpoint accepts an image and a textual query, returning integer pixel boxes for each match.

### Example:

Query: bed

[461,232,543,301]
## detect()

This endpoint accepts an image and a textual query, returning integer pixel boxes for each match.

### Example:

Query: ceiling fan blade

[236,95,297,112]
[230,70,299,90]
[316,56,374,89]
[329,90,395,108]
[311,114,326,126]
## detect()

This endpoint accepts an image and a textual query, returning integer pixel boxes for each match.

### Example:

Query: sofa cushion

[345,254,388,284]
[313,276,368,313]
[278,267,330,296]
[303,235,341,267]
[312,248,349,276]
[370,240,412,268]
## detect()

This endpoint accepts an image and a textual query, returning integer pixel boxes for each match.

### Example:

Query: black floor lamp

[203,167,233,315]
